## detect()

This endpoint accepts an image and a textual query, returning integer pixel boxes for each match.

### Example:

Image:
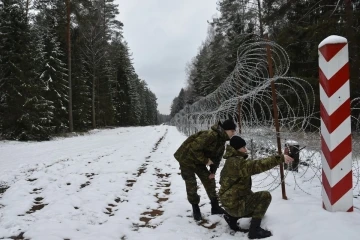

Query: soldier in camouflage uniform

[173,119,237,221]
[219,136,294,239]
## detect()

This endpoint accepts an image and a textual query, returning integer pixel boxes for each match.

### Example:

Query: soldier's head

[230,136,247,153]
[221,119,236,138]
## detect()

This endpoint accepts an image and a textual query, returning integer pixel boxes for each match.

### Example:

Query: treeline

[170,0,360,127]
[157,112,171,124]
[0,0,158,141]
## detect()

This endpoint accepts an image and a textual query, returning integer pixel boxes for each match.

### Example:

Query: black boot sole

[248,232,272,239]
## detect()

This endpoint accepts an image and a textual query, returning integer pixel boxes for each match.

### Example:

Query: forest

[0,0,160,141]
[170,0,360,129]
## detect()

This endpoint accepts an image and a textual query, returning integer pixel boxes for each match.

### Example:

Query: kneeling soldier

[219,136,293,239]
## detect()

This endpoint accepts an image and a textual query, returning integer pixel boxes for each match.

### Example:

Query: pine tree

[137,80,147,125]
[144,89,158,125]
[34,5,69,133]
[203,29,227,94]
[0,0,53,140]
[191,43,210,97]
[170,97,179,118]
[170,89,186,117]
[110,35,132,126]
[72,27,92,131]
[103,0,124,39]
[177,89,186,111]
[97,57,116,126]
[79,4,107,128]
[127,74,141,126]
[115,40,144,126]
[0,0,160,140]
[157,112,171,124]
[150,91,158,124]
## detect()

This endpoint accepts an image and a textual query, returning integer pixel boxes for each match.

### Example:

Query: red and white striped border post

[319,35,353,212]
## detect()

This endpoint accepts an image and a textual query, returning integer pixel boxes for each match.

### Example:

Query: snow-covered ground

[1,126,360,240]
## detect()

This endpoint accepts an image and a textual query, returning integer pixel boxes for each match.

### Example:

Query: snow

[0,126,360,239]
[285,140,299,145]
[263,25,269,36]
[318,35,347,48]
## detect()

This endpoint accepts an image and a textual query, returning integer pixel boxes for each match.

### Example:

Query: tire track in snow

[124,128,174,231]
[19,151,114,218]
[105,129,169,216]
[134,167,172,229]
[0,232,27,240]
[0,127,169,240]
[0,181,9,210]
[1,149,120,240]
[16,179,47,217]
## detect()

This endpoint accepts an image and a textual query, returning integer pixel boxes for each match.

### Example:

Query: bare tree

[257,0,264,36]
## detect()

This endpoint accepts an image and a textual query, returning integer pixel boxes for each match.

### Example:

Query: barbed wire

[171,34,360,197]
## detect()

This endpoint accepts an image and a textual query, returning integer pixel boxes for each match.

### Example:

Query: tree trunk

[257,0,264,37]
[25,0,30,22]
[92,70,96,128]
[65,0,73,132]
[103,0,106,37]
[237,100,242,134]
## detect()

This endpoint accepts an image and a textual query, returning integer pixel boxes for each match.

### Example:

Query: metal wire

[171,35,360,197]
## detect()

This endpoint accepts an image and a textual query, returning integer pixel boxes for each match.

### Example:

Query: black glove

[209,164,217,174]
[288,147,299,159]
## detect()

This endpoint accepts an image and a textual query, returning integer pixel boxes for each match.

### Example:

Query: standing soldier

[174,119,237,221]
[219,136,293,239]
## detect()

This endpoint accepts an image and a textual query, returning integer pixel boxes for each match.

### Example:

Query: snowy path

[1,126,360,240]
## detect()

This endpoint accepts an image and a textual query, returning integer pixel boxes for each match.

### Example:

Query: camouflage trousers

[228,191,272,219]
[180,164,217,204]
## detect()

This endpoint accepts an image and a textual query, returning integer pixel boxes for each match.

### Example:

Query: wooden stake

[265,34,287,200]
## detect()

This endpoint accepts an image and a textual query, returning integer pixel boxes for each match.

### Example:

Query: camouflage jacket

[219,145,284,210]
[173,123,229,172]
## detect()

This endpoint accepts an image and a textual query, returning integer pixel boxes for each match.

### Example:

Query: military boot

[210,197,224,214]
[192,204,202,221]
[248,218,272,239]
[224,213,249,233]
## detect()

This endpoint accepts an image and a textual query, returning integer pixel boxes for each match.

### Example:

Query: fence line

[171,35,360,198]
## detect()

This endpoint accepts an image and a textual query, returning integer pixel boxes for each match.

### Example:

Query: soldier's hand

[284,154,294,164]
[207,159,214,166]
[209,173,215,179]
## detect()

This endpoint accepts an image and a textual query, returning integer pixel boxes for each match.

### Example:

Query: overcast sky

[115,0,218,115]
